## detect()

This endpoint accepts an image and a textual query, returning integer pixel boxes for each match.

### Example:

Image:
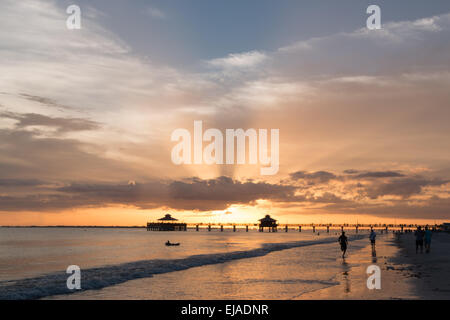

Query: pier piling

[157,222,418,235]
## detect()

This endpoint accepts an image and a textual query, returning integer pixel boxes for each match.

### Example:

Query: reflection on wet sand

[341,259,351,293]
[372,246,377,263]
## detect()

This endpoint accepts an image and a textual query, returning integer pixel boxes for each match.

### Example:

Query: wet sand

[298,232,450,299]
[392,232,450,299]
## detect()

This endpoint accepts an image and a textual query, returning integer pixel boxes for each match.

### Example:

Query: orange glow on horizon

[0,204,446,227]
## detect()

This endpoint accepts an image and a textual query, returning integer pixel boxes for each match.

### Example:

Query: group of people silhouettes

[415,226,432,254]
[338,228,377,258]
[337,226,433,258]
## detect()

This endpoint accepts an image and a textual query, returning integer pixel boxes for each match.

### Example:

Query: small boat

[165,241,180,246]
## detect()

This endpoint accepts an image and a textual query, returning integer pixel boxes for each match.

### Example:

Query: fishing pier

[147,214,433,233]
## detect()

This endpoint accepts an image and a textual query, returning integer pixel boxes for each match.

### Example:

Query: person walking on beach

[424,226,432,253]
[415,226,425,254]
[338,231,348,258]
[370,229,376,249]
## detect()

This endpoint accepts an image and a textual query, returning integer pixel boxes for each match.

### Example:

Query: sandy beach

[299,232,450,300]
[393,232,450,299]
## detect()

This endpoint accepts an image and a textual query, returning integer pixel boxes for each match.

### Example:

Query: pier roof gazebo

[147,213,186,231]
[158,214,178,222]
[258,215,278,232]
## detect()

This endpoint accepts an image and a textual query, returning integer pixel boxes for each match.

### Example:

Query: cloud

[305,192,348,204]
[19,93,74,111]
[363,177,448,199]
[0,170,448,220]
[0,127,137,182]
[208,51,268,68]
[0,1,449,221]
[1,111,100,133]
[320,196,450,220]
[0,179,46,187]
[354,171,405,179]
[0,176,297,212]
[145,7,166,19]
[290,171,337,184]
[274,13,450,80]
[167,176,296,210]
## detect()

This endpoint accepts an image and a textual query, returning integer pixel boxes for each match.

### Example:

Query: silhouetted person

[370,229,376,249]
[424,226,432,253]
[415,227,425,254]
[338,231,348,258]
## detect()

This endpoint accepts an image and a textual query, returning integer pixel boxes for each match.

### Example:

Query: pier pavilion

[258,215,278,232]
[147,214,187,231]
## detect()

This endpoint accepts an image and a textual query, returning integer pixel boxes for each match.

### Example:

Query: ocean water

[0,227,373,299]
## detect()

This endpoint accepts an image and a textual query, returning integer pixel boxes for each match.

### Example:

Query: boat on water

[165,241,180,246]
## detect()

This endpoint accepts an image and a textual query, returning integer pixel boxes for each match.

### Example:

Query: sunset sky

[1,0,450,226]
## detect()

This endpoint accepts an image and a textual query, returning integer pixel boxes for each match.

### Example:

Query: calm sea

[0,227,371,299]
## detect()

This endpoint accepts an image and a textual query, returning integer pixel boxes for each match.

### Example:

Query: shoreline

[297,232,450,299]
[4,229,449,300]
[295,234,417,299]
